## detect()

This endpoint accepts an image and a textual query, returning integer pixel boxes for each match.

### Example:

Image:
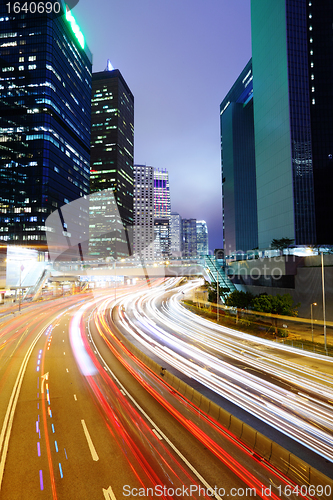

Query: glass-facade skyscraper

[89,67,134,259]
[220,59,257,255]
[170,212,182,258]
[222,1,333,251]
[0,3,92,247]
[251,0,333,247]
[182,219,197,258]
[196,220,209,256]
[153,168,170,258]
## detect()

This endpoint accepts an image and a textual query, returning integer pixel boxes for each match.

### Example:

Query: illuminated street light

[321,252,327,351]
[310,302,317,343]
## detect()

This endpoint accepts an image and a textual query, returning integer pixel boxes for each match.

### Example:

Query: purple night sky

[74,0,252,251]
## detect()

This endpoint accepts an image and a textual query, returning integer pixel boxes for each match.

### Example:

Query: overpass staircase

[204,255,236,300]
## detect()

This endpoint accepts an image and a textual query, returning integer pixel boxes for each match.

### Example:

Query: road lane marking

[81,420,99,461]
[73,394,77,401]
[0,323,49,488]
[39,470,44,490]
[120,389,126,396]
[41,372,49,394]
[66,368,69,373]
[103,486,117,500]
[152,429,163,440]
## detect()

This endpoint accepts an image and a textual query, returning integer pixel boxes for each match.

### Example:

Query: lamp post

[19,264,24,312]
[114,259,117,301]
[321,252,327,350]
[310,302,317,343]
[216,268,219,323]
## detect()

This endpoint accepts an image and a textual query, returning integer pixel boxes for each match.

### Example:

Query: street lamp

[310,302,317,343]
[216,268,219,323]
[321,252,327,350]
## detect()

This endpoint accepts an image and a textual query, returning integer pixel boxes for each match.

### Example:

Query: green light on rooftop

[65,5,85,49]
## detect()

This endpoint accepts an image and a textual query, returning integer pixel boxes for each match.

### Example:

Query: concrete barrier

[270,442,290,475]
[109,307,333,499]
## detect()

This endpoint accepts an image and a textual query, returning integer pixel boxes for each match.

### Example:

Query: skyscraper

[250,0,333,247]
[89,66,134,259]
[0,4,92,247]
[182,219,197,258]
[196,220,209,256]
[220,59,257,255]
[133,164,154,261]
[153,168,170,259]
[170,212,182,258]
[154,168,171,219]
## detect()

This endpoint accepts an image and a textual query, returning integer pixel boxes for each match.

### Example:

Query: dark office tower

[220,59,257,256]
[251,0,333,247]
[182,219,197,258]
[306,2,333,244]
[90,66,134,259]
[0,4,92,248]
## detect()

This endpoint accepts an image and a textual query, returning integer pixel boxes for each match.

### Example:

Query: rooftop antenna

[106,59,114,71]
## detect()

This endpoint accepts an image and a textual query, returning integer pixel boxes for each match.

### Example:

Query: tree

[207,282,229,303]
[252,293,300,333]
[252,293,299,316]
[271,237,295,255]
[225,290,254,309]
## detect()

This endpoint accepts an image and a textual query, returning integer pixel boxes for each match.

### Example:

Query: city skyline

[73,0,252,251]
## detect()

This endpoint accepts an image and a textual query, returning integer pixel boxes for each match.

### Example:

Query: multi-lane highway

[113,279,333,465]
[0,280,331,499]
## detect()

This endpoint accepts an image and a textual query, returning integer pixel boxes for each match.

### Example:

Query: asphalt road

[0,287,254,500]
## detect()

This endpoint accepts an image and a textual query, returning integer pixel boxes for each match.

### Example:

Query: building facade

[89,66,134,259]
[220,59,257,256]
[133,164,154,261]
[0,4,92,248]
[182,218,197,258]
[153,168,170,258]
[170,212,182,258]
[251,0,333,247]
[196,220,209,256]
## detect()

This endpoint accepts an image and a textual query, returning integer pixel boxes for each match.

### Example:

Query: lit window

[28,64,36,70]
[309,26,312,31]
[19,56,24,62]
[310,50,313,55]
[311,74,314,80]
[18,65,24,71]
[310,38,313,43]
[28,55,36,61]
[311,62,314,67]
[312,98,315,104]
[312,86,315,92]
[309,14,312,18]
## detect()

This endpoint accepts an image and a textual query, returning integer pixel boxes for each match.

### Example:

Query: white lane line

[63,352,66,355]
[73,394,77,401]
[152,429,163,440]
[66,368,69,373]
[120,389,126,396]
[81,419,99,461]
[0,324,49,488]
[103,485,117,500]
